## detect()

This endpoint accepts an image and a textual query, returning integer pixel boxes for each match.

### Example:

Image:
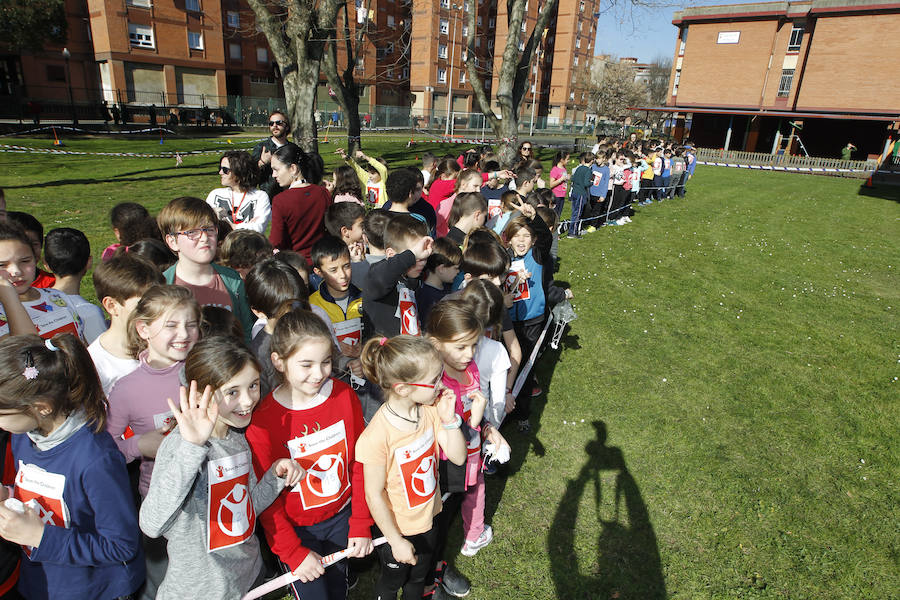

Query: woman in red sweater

[268,144,331,264]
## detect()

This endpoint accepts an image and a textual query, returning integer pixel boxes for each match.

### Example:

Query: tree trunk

[283,62,319,154]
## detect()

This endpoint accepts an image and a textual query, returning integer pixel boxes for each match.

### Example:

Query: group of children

[561,138,697,237]
[0,130,691,600]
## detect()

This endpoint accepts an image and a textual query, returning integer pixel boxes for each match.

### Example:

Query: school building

[661,0,900,158]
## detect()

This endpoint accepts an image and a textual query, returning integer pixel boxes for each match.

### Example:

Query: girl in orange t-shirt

[356,335,466,600]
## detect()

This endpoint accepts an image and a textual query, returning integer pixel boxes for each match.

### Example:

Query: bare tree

[589,59,649,130]
[246,0,341,152]
[462,0,559,166]
[645,56,671,129]
[321,0,369,153]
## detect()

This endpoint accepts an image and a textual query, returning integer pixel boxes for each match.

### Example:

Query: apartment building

[664,0,900,157]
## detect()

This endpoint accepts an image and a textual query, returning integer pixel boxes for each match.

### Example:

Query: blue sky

[593,0,753,63]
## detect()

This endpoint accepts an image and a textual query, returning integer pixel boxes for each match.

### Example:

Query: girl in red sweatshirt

[245,308,373,600]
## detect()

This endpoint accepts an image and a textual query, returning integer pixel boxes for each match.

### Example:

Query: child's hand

[349,240,365,262]
[436,388,457,425]
[340,340,362,359]
[564,288,574,299]
[0,500,45,548]
[137,429,168,459]
[469,390,488,423]
[410,236,434,261]
[510,197,536,220]
[354,149,366,161]
[505,392,516,414]
[484,424,508,452]
[347,536,374,558]
[499,169,515,180]
[346,358,363,376]
[291,551,325,582]
[336,148,348,160]
[389,537,417,565]
[323,178,335,193]
[167,381,218,447]
[272,458,305,488]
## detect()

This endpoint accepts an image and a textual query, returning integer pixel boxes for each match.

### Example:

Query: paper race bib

[395,284,420,336]
[333,318,362,348]
[207,452,255,552]
[153,411,175,431]
[287,421,350,510]
[367,185,381,206]
[487,199,502,219]
[592,172,602,187]
[14,461,69,529]
[509,261,531,302]
[395,428,438,510]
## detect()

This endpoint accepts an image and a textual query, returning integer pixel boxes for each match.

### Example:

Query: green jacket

[163,262,254,344]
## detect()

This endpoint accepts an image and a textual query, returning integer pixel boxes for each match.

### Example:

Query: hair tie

[45,339,59,352]
[22,350,38,380]
[379,337,388,346]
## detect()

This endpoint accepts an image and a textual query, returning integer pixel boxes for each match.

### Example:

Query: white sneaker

[623,216,632,223]
[460,525,493,557]
[616,217,627,225]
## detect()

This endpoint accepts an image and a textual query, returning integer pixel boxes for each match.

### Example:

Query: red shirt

[268,184,331,264]
[32,269,55,288]
[426,178,456,211]
[245,378,372,570]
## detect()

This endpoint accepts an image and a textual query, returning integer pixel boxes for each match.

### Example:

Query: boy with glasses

[252,110,291,197]
[158,196,255,342]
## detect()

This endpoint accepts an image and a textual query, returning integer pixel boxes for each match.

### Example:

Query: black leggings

[375,526,438,600]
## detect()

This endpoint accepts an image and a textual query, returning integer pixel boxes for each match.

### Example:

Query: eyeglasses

[218,166,231,174]
[269,120,287,127]
[521,147,532,152]
[397,370,444,390]
[173,226,218,241]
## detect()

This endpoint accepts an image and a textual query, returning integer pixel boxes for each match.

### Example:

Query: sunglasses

[173,226,218,241]
[522,147,532,152]
[269,120,287,127]
[218,166,231,174]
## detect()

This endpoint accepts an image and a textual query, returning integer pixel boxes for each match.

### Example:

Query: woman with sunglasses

[512,141,535,171]
[205,150,271,234]
[252,110,291,197]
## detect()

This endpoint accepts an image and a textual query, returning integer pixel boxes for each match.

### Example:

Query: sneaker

[645,199,654,204]
[460,525,494,557]
[439,564,471,597]
[622,216,632,223]
[482,461,497,475]
[518,419,531,432]
[530,385,543,397]
[583,225,596,233]
[569,233,583,239]
[616,218,627,225]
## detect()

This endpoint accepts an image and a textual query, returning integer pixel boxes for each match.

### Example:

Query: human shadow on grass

[3,162,216,190]
[549,421,666,600]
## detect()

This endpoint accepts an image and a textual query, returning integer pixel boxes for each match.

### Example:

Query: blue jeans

[568,193,587,235]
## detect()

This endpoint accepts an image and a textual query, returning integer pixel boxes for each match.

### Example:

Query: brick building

[663,0,900,157]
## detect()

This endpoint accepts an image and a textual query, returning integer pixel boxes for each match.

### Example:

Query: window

[462,49,467,61]
[128,23,154,48]
[579,0,585,12]
[569,91,575,100]
[402,67,409,78]
[575,37,581,48]
[439,44,448,58]
[477,15,482,25]
[386,42,394,54]
[188,31,203,50]
[465,0,471,10]
[127,0,152,7]
[250,74,275,84]
[489,17,495,28]
[257,47,268,63]
[387,67,394,79]
[679,26,688,55]
[230,43,242,59]
[462,25,468,38]
[387,15,395,27]
[438,68,447,83]
[185,0,200,11]
[518,40,525,51]
[672,70,680,95]
[487,39,493,49]
[573,56,578,66]
[227,11,240,28]
[788,25,803,52]
[441,0,450,7]
[777,68,794,97]
[440,19,449,34]
[460,71,466,84]
[475,37,480,47]
[46,65,66,82]
[521,21,527,32]
[578,21,583,32]
[485,78,491,89]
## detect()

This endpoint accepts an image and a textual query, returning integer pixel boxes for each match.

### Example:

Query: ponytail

[0,334,108,432]
[360,335,440,393]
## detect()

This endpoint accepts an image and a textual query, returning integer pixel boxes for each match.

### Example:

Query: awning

[630,106,900,123]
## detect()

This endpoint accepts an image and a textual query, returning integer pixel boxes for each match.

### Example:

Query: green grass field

[1,134,897,599]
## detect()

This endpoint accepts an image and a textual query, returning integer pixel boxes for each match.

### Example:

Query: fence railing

[695,147,876,175]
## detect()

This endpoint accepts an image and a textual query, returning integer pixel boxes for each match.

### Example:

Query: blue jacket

[507,214,553,322]
[11,426,145,600]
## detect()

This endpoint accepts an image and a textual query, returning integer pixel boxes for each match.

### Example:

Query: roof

[672,0,900,25]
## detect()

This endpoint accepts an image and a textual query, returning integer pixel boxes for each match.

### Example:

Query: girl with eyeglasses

[357,335,466,600]
[205,150,271,234]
